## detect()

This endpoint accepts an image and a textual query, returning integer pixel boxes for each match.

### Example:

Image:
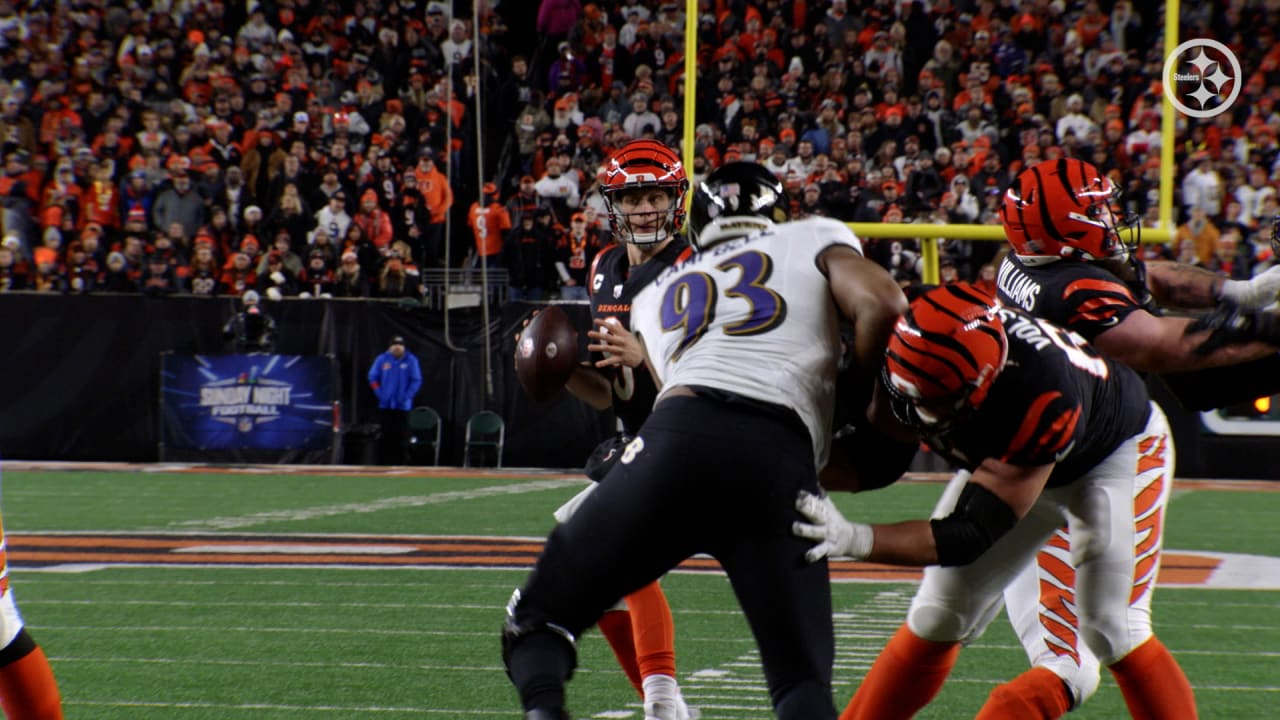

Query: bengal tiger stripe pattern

[882,283,1009,431]
[1001,158,1125,262]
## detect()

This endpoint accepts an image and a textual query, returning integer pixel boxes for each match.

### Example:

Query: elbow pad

[929,482,1018,567]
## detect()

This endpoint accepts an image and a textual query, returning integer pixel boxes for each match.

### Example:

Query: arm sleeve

[408,356,423,398]
[367,357,382,387]
[1058,274,1145,341]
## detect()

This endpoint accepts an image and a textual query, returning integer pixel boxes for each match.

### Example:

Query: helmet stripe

[1032,164,1072,250]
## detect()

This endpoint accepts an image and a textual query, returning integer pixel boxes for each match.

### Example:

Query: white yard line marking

[171,544,418,554]
[601,589,913,719]
[162,479,586,530]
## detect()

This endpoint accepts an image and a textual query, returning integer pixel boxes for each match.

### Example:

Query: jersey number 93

[660,250,787,359]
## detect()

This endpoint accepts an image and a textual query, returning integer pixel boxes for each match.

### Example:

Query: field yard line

[612,589,912,718]
[40,624,504,637]
[7,462,1277,488]
[160,479,586,530]
[64,700,504,715]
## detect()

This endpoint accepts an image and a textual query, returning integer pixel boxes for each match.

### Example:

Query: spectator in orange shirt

[411,150,453,266]
[1177,207,1223,267]
[468,182,512,269]
[354,189,394,251]
[81,159,121,234]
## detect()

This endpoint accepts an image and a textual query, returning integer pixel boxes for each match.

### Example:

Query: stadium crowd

[0,0,1277,300]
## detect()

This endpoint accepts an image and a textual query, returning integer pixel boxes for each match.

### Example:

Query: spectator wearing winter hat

[621,93,661,141]
[241,129,287,204]
[373,248,422,301]
[186,241,224,297]
[219,250,258,297]
[298,249,338,298]
[138,249,185,295]
[237,233,264,267]
[533,157,581,227]
[119,169,153,227]
[256,249,299,299]
[29,246,65,293]
[353,188,395,251]
[240,205,267,248]
[98,251,135,293]
[261,229,304,277]
[333,249,371,298]
[505,174,552,228]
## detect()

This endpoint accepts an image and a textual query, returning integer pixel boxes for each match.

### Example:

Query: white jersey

[631,217,862,467]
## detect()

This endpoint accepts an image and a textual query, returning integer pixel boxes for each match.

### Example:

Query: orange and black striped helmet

[1000,158,1127,261]
[601,139,688,246]
[882,283,1008,432]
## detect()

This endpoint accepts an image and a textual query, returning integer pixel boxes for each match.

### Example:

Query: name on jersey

[996,261,1041,312]
[994,307,1053,351]
[655,235,751,284]
[596,303,630,313]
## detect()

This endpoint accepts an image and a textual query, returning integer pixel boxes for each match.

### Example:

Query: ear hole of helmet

[881,366,969,433]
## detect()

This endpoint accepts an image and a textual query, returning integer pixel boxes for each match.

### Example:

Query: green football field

[2,464,1277,719]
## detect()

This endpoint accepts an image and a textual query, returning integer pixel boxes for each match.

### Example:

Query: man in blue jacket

[367,335,422,465]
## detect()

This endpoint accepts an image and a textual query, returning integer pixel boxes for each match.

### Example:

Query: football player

[0,464,63,719]
[825,158,1280,720]
[502,162,908,720]
[795,283,1197,720]
[532,139,697,720]
[978,158,1276,718]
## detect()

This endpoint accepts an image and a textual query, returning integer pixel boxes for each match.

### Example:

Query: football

[515,305,580,401]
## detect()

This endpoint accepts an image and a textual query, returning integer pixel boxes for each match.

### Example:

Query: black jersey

[997,253,1280,410]
[588,239,693,434]
[995,253,1151,343]
[923,305,1151,488]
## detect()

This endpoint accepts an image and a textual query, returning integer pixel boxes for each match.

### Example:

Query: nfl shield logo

[613,284,623,298]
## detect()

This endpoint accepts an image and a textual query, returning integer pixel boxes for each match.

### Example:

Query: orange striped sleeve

[1002,391,1082,464]
[1062,277,1139,328]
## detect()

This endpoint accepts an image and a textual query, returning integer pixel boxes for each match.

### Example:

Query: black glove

[1186,302,1280,355]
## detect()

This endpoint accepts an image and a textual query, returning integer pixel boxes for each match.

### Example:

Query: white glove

[265,286,283,301]
[793,490,873,563]
[270,271,286,285]
[1220,265,1280,310]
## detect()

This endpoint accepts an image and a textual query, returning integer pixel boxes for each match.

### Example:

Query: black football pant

[377,408,409,465]
[504,392,837,719]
